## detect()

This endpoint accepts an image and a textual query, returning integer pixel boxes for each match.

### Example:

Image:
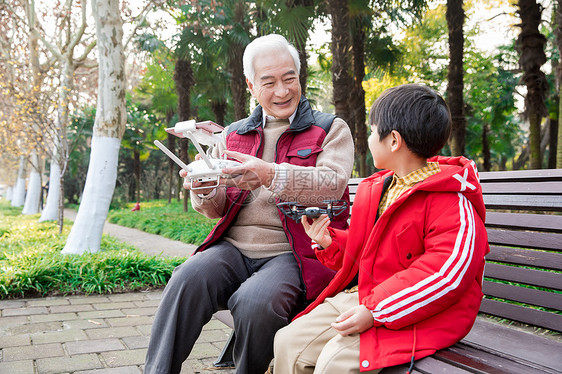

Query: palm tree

[516,0,549,169]
[327,0,353,125]
[555,0,562,168]
[228,1,250,120]
[256,0,316,95]
[350,2,369,177]
[446,0,466,156]
[174,56,194,211]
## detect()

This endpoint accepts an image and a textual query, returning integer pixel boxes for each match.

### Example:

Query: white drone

[154,120,240,190]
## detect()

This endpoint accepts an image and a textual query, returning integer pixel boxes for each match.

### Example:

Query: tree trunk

[167,132,176,203]
[548,116,558,168]
[290,0,313,95]
[41,57,73,226]
[174,57,194,212]
[22,151,42,215]
[517,0,549,169]
[180,138,189,211]
[211,100,227,126]
[328,0,353,125]
[134,150,140,202]
[229,2,248,120]
[39,159,61,221]
[482,123,491,171]
[62,0,126,254]
[6,186,13,202]
[350,16,368,177]
[446,0,466,156]
[555,0,562,168]
[11,156,26,207]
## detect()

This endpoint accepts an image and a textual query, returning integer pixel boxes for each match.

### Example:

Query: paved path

[0,210,235,374]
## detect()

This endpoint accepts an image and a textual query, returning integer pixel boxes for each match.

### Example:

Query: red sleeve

[314,227,348,271]
[362,192,488,330]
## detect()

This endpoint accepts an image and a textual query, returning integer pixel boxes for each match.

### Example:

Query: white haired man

[144,34,354,374]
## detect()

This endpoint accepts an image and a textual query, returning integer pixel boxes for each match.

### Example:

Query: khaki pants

[273,292,381,374]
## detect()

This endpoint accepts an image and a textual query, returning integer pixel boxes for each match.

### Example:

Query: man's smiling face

[246,50,301,119]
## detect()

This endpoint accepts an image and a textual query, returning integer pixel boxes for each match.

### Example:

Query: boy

[273,84,490,373]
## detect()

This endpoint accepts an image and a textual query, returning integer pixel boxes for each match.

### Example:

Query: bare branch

[124,0,157,49]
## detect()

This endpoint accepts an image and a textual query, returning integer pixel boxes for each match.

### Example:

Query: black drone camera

[277,200,348,222]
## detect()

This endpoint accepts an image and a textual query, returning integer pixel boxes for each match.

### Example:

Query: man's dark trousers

[144,241,303,374]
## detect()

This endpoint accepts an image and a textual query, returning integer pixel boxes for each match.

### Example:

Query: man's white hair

[243,34,301,85]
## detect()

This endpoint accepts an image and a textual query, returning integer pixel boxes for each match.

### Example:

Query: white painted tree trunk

[6,186,13,201]
[39,159,61,221]
[22,152,42,214]
[11,156,27,207]
[62,0,125,254]
[63,137,120,253]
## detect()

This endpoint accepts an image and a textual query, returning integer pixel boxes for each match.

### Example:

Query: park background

[1,0,561,297]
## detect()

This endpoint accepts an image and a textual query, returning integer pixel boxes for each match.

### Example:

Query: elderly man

[144,34,354,374]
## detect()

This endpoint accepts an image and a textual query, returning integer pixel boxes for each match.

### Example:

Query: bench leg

[213,330,235,368]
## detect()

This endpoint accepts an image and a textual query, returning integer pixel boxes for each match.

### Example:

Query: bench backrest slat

[487,246,561,270]
[479,168,562,181]
[479,298,562,332]
[483,195,562,211]
[485,212,562,233]
[482,281,562,310]
[481,181,562,194]
[484,263,562,291]
[486,229,562,251]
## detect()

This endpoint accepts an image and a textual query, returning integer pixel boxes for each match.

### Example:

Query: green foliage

[464,46,524,169]
[0,200,184,299]
[107,199,218,245]
[363,1,527,169]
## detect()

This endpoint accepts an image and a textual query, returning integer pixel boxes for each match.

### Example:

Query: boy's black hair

[369,84,452,159]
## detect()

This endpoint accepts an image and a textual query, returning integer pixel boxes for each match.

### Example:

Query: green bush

[107,199,218,245]
[0,200,184,299]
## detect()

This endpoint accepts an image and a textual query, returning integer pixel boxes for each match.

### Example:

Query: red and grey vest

[195,96,350,301]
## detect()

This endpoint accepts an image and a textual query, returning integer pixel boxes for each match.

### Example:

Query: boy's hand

[331,305,374,336]
[301,214,332,249]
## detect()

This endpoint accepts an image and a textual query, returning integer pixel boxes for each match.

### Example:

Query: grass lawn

[0,198,216,299]
[107,199,217,245]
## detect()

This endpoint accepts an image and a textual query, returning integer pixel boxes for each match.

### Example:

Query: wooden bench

[214,168,562,372]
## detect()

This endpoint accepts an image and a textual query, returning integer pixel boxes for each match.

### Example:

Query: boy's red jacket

[295,156,490,371]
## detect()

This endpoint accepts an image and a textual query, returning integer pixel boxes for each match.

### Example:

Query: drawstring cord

[406,325,417,374]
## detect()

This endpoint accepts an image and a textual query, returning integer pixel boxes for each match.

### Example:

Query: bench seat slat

[434,345,550,374]
[485,212,562,233]
[484,263,562,291]
[482,281,562,310]
[381,357,472,373]
[462,317,562,373]
[479,298,562,332]
[483,194,562,211]
[487,246,562,270]
[486,229,562,251]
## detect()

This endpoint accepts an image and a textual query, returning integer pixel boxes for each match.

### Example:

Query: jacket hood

[370,156,486,222]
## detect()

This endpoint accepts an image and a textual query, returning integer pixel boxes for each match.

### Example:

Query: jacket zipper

[274,129,307,298]
[196,129,263,252]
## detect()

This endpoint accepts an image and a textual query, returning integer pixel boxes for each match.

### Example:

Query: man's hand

[220,150,275,190]
[331,305,374,336]
[179,168,217,196]
[300,214,332,249]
